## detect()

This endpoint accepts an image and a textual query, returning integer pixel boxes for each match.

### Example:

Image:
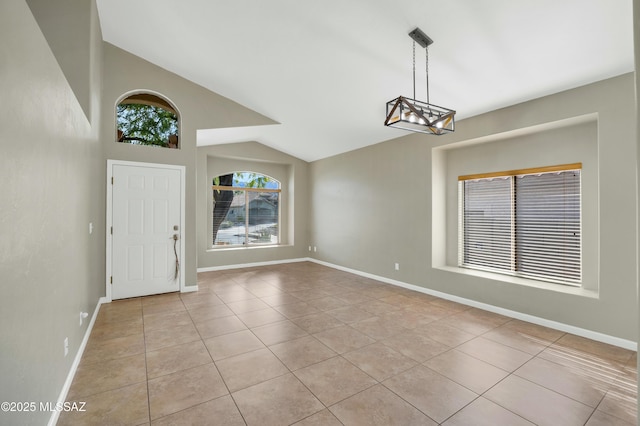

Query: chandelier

[384,28,455,135]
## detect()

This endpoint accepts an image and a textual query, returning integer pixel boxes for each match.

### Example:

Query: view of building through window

[212,172,280,246]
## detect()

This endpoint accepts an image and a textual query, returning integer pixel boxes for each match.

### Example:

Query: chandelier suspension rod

[412,40,416,101]
[425,45,430,105]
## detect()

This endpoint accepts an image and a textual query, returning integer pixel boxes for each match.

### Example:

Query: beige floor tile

[95,300,142,325]
[381,329,449,362]
[90,317,143,341]
[144,322,201,352]
[333,291,375,305]
[502,319,565,342]
[350,316,407,340]
[313,325,376,354]
[204,329,265,361]
[141,292,182,306]
[378,293,416,307]
[273,301,321,319]
[437,311,505,336]
[82,333,145,364]
[343,342,417,381]
[597,388,638,425]
[383,365,477,423]
[585,409,636,425]
[442,397,534,426]
[236,307,286,328]
[245,283,283,298]
[260,293,304,307]
[269,335,337,371]
[292,312,344,334]
[58,382,149,426]
[179,292,224,310]
[419,321,475,347]
[404,302,455,322]
[554,334,635,365]
[142,299,186,316]
[148,363,228,420]
[482,324,553,355]
[325,305,375,323]
[215,287,257,303]
[186,303,235,322]
[251,320,308,345]
[142,310,193,332]
[146,340,212,379]
[429,298,471,313]
[330,384,437,426]
[378,309,437,330]
[484,375,594,426]
[294,356,377,406]
[151,395,245,426]
[537,345,626,386]
[193,315,247,339]
[216,347,289,392]
[456,336,533,372]
[425,349,509,394]
[289,289,332,301]
[515,356,608,407]
[293,409,343,426]
[232,373,324,426]
[67,353,146,400]
[307,296,349,311]
[358,300,401,316]
[226,298,270,314]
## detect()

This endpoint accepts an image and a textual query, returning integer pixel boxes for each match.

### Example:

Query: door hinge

[111,177,114,185]
[110,226,113,235]
[110,276,113,284]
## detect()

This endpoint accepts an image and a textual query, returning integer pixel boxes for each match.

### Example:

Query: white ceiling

[96,0,634,162]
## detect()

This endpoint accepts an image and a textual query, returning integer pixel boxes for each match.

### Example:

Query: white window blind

[459,164,581,285]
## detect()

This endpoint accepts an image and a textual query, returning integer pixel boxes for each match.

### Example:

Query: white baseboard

[307,259,637,351]
[197,257,310,273]
[181,285,199,293]
[48,297,107,426]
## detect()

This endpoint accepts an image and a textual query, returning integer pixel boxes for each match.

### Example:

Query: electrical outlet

[89,222,93,234]
[313,246,317,252]
[79,311,88,326]
[308,246,311,252]
[395,263,400,271]
[64,337,69,357]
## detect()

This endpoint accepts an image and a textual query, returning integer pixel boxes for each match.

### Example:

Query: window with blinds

[458,164,582,285]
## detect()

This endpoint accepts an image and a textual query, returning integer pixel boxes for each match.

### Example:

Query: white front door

[110,163,182,299]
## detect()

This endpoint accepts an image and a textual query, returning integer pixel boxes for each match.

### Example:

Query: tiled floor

[58,262,637,425]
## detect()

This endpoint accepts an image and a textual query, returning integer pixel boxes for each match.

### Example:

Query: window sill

[433,265,599,299]
[207,244,289,253]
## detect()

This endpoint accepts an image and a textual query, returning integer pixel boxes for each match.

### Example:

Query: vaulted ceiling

[96,0,634,162]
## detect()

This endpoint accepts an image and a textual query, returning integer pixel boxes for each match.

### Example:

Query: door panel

[112,164,181,299]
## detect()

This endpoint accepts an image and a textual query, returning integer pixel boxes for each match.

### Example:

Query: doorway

[106,160,185,300]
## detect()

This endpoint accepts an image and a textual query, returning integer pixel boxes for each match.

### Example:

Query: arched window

[212,172,280,246]
[116,92,179,149]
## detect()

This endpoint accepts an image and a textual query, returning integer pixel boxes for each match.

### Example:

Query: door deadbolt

[173,225,179,231]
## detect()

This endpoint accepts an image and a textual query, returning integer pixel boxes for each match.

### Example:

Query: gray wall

[197,142,310,268]
[0,0,104,424]
[101,44,275,288]
[309,73,638,341]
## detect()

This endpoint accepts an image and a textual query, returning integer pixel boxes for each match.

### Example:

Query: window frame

[458,163,582,286]
[211,178,281,248]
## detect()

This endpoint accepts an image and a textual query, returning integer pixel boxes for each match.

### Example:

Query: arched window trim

[115,90,181,149]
